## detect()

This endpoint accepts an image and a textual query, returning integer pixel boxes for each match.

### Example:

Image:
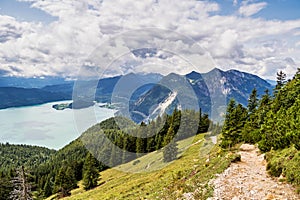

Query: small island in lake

[99,103,117,109]
[52,100,95,110]
[52,103,72,110]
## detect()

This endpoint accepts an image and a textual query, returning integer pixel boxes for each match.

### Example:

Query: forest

[0,108,210,199]
[220,68,300,189]
[2,68,299,199]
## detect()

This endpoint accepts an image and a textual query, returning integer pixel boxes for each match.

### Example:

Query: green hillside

[62,68,297,200]
[47,134,237,200]
[0,109,211,199]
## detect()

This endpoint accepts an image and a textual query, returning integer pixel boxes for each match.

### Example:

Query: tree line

[220,68,300,152]
[0,108,211,199]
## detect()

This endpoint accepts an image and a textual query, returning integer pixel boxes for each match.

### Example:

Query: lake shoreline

[0,101,116,150]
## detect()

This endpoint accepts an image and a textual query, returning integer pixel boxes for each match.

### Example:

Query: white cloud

[0,0,298,79]
[238,1,267,17]
[233,0,238,6]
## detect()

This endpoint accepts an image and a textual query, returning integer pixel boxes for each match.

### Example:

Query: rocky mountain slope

[130,68,273,123]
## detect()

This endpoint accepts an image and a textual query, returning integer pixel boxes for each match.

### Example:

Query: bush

[284,152,300,186]
[258,139,271,153]
[265,147,300,188]
[266,162,283,177]
[132,160,140,165]
[225,152,241,163]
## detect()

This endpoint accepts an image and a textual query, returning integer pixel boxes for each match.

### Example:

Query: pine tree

[274,70,286,95]
[163,140,178,163]
[0,172,13,200]
[293,68,300,80]
[247,88,258,114]
[287,97,300,150]
[163,126,178,162]
[242,88,260,143]
[43,178,52,197]
[220,99,236,148]
[220,99,247,148]
[9,166,33,200]
[54,165,77,198]
[257,89,271,125]
[82,153,99,190]
[136,126,146,156]
[277,70,287,86]
[258,108,290,152]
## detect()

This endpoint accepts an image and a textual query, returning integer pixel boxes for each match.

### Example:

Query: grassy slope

[265,147,300,192]
[47,134,234,200]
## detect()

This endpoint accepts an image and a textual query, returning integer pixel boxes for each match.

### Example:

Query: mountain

[129,72,202,122]
[266,79,277,86]
[0,73,163,110]
[0,69,272,115]
[130,68,273,123]
[0,87,70,109]
[0,76,71,88]
[43,73,163,107]
[202,68,273,105]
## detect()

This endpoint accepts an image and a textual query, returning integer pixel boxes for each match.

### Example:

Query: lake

[0,101,116,150]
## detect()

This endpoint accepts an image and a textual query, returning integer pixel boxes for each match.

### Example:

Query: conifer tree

[82,153,99,190]
[0,171,13,200]
[43,178,52,197]
[274,70,286,96]
[247,88,258,114]
[136,126,146,156]
[220,99,236,148]
[163,126,178,162]
[295,68,300,79]
[54,165,77,198]
[287,97,300,150]
[276,70,287,88]
[257,89,271,125]
[242,88,260,143]
[220,99,247,148]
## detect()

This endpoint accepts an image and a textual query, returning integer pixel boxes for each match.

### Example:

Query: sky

[0,0,299,80]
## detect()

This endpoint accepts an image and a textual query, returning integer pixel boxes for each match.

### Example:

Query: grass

[265,146,300,192]
[48,133,234,200]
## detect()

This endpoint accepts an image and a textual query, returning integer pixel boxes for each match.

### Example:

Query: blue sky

[0,0,56,23]
[214,0,300,20]
[0,0,299,79]
[1,0,299,22]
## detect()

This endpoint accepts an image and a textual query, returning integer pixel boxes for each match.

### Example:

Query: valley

[1,68,299,200]
[1,1,299,199]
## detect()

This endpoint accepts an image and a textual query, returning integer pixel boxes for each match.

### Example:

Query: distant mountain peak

[185,71,202,80]
[211,67,223,72]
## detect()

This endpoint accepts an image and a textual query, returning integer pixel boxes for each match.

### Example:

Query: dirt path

[209,144,300,200]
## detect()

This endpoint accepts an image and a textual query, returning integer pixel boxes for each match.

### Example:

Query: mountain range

[0,69,273,121]
[129,68,273,122]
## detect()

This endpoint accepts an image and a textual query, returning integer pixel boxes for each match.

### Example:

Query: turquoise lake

[0,101,116,150]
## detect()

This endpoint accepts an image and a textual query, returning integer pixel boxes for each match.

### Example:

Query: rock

[182,192,194,200]
[250,190,256,195]
[239,144,256,151]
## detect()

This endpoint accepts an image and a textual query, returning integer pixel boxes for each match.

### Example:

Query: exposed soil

[209,144,300,200]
